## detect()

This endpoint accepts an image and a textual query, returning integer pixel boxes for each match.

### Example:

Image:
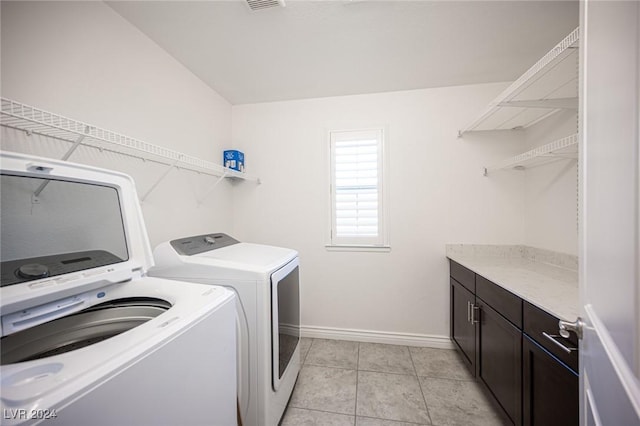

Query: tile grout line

[409,348,434,426]
[286,405,356,419]
[407,346,418,377]
[303,338,314,364]
[354,341,360,425]
[416,375,435,426]
[303,363,361,372]
[419,375,475,383]
[357,414,431,426]
[356,367,427,377]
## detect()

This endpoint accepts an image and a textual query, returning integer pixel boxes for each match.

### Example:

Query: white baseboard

[300,325,454,349]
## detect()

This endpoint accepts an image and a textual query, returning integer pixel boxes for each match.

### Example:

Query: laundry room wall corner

[0,1,234,248]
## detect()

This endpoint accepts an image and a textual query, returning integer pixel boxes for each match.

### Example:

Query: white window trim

[326,127,390,251]
[324,245,391,253]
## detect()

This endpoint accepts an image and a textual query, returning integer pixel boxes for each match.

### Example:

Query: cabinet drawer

[476,275,522,329]
[523,301,578,372]
[450,260,475,292]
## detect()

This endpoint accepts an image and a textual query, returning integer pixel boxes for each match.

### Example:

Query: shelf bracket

[33,129,88,198]
[538,153,579,160]
[497,97,578,110]
[58,126,90,162]
[482,133,578,177]
[197,171,229,207]
[140,156,183,202]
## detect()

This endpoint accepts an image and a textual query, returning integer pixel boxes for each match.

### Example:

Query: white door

[579,1,640,424]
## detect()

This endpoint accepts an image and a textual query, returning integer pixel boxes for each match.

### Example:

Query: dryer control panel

[170,233,239,256]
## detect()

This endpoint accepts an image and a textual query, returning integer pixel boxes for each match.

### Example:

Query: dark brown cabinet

[477,300,522,425]
[523,301,578,372]
[522,301,579,426]
[449,260,579,426]
[450,278,477,374]
[522,336,579,426]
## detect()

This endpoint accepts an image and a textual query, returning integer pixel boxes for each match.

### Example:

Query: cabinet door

[450,278,476,376]
[477,300,522,426]
[523,335,578,426]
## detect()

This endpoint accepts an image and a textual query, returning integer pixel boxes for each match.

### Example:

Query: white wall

[231,84,527,342]
[523,109,579,255]
[1,1,234,249]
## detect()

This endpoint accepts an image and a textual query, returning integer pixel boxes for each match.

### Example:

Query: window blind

[334,139,379,237]
[329,128,386,247]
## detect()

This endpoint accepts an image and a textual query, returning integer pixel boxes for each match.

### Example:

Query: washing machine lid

[192,242,297,272]
[152,234,297,279]
[0,151,154,318]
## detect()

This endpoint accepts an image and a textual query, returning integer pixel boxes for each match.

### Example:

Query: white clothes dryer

[151,234,300,426]
[0,152,237,425]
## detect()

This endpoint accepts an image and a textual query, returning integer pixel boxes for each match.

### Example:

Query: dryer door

[271,258,300,391]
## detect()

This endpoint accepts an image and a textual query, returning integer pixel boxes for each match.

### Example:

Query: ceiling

[108,1,579,105]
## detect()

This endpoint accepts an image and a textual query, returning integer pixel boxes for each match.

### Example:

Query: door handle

[559,317,584,340]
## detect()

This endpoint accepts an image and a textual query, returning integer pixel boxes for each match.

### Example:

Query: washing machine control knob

[204,236,217,245]
[17,263,50,280]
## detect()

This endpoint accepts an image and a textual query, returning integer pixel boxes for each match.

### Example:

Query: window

[328,128,388,249]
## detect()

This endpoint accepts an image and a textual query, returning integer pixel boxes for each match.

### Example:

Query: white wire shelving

[0,98,260,200]
[460,27,579,136]
[483,133,578,176]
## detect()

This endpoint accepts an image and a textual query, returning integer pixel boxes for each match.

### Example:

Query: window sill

[325,245,391,253]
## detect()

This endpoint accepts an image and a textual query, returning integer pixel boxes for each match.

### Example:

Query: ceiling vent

[246,0,285,11]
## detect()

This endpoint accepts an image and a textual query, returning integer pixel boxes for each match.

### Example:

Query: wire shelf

[460,27,579,135]
[484,133,579,176]
[0,97,260,183]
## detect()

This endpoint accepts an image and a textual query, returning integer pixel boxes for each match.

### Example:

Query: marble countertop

[446,245,579,322]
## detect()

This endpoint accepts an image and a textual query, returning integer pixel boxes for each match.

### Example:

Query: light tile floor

[281,338,504,426]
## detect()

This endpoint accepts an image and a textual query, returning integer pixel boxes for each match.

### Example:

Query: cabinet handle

[467,301,471,323]
[470,304,480,324]
[542,332,577,354]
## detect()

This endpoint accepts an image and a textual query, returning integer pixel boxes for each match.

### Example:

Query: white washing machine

[151,234,300,426]
[0,152,237,425]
